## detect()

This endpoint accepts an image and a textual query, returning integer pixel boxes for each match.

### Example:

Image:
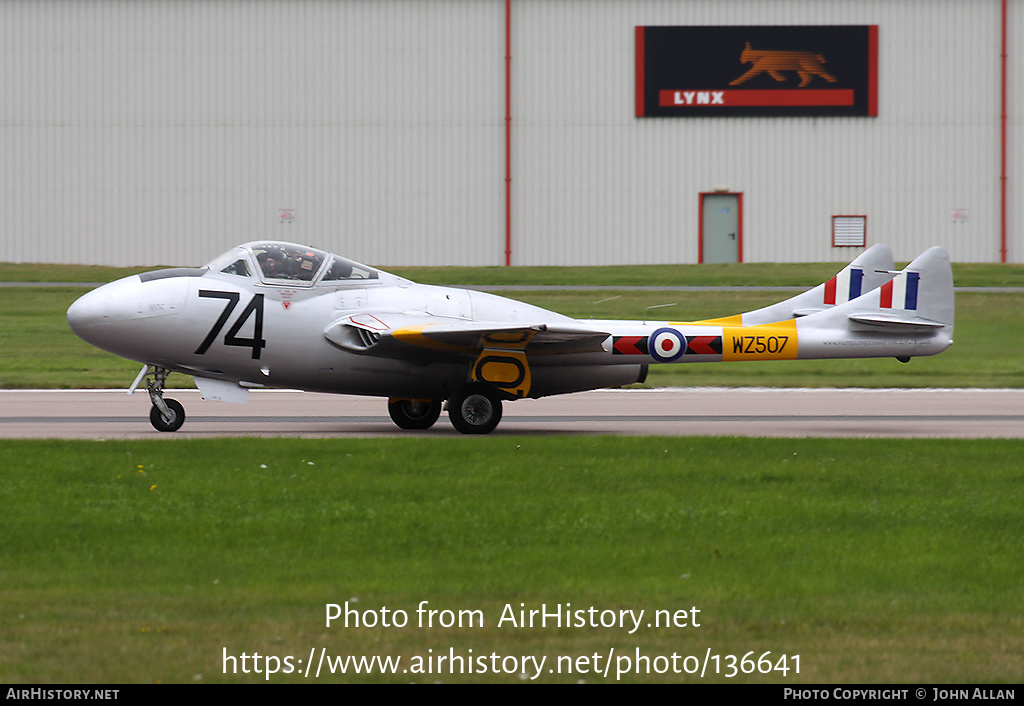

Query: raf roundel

[649,327,686,362]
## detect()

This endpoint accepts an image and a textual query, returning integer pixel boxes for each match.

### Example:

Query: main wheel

[149,398,185,432]
[448,384,502,435]
[387,398,443,430]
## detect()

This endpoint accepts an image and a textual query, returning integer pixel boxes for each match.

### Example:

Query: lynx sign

[636,25,879,117]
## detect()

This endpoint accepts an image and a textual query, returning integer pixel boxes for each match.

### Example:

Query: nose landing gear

[135,365,186,432]
[149,396,186,432]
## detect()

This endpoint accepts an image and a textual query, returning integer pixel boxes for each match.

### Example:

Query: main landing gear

[386,384,505,434]
[138,366,186,432]
[446,383,503,435]
[387,398,443,429]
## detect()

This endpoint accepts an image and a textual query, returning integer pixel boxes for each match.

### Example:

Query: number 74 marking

[195,290,266,359]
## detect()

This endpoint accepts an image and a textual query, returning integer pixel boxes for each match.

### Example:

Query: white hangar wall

[513,0,1016,265]
[0,0,1018,266]
[0,0,507,267]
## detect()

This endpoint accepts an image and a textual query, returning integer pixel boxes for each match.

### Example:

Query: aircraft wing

[324,312,611,358]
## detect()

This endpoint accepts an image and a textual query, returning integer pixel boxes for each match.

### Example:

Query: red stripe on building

[635,27,646,117]
[867,25,879,116]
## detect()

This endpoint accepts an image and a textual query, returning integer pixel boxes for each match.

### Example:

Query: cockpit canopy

[207,242,379,285]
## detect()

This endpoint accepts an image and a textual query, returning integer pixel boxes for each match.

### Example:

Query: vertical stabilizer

[729,243,896,326]
[843,247,954,329]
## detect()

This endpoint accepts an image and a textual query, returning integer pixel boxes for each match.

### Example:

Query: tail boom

[601,246,954,366]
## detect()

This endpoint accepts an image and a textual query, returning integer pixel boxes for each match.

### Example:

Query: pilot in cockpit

[257,248,286,278]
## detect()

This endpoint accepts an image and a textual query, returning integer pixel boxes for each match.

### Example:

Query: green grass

[3,288,1021,389]
[1,437,1021,683]
[0,263,164,284]
[3,260,1023,287]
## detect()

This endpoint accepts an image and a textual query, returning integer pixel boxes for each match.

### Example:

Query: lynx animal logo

[730,42,838,88]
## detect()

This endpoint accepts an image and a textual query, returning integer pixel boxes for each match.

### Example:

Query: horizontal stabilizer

[847,312,946,329]
[792,307,825,317]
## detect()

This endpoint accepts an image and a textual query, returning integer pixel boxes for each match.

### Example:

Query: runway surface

[1,388,1022,439]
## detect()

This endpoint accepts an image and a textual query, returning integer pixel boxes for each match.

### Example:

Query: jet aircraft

[67,241,954,434]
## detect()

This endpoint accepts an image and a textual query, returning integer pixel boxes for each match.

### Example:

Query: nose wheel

[139,366,186,432]
[149,397,185,432]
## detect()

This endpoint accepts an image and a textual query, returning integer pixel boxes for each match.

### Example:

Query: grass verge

[1,437,1021,683]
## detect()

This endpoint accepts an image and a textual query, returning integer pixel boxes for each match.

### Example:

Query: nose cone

[67,288,106,336]
[67,277,143,348]
[68,273,193,364]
